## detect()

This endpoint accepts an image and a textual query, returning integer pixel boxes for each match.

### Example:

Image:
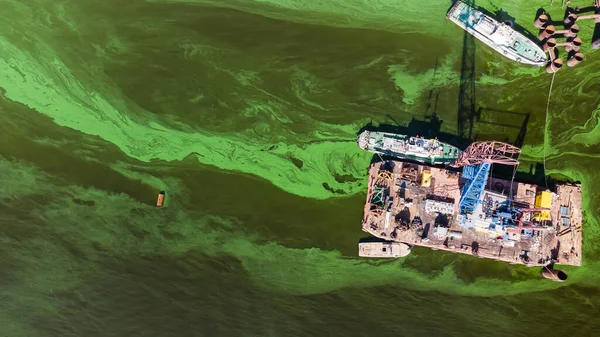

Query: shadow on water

[358,236,392,243]
[474,107,530,149]
[594,22,600,49]
[456,0,477,143]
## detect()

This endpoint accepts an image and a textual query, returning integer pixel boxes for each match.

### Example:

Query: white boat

[447,0,547,66]
[358,242,412,258]
[357,131,462,165]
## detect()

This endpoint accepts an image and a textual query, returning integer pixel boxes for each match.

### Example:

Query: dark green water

[1,0,600,336]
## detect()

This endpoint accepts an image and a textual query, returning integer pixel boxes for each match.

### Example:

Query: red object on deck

[156,191,165,207]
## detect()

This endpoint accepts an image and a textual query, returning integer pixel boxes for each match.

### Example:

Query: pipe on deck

[573,13,600,23]
[545,48,563,73]
[554,37,583,52]
[554,24,580,38]
[539,25,556,40]
[567,52,585,67]
[539,25,579,40]
[534,14,549,28]
[542,266,568,282]
[546,59,563,73]
[543,38,557,52]
[564,13,578,26]
[548,46,557,61]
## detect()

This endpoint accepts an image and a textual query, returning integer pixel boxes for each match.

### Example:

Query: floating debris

[156,191,165,207]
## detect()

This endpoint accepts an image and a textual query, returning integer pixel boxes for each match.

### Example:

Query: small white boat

[358,242,412,258]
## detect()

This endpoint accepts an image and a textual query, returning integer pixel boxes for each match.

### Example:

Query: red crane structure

[450,141,521,168]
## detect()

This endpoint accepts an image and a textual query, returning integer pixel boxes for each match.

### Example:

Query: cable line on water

[543,71,557,188]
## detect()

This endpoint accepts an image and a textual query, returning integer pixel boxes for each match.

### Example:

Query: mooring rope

[543,71,557,188]
[543,264,559,281]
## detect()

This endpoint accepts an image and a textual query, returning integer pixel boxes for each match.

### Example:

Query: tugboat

[446,0,547,66]
[357,131,462,165]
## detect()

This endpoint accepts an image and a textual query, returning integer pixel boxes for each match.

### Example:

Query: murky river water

[1,0,600,336]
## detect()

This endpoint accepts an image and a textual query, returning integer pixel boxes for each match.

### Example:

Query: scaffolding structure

[451,141,521,168]
[372,187,385,206]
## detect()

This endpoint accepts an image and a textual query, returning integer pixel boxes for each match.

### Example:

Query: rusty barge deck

[361,161,583,266]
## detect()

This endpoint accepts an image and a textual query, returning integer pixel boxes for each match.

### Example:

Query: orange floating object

[156,191,165,207]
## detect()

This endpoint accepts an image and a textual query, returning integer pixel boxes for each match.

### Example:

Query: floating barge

[361,161,583,266]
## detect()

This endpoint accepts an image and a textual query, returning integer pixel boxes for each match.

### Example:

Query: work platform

[361,161,583,266]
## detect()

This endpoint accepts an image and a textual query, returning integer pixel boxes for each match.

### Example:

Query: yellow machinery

[534,191,552,221]
[421,170,432,187]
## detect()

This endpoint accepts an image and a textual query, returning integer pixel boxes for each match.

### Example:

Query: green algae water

[1,0,600,336]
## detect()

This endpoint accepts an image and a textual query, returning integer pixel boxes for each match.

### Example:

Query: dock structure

[361,161,583,266]
[535,3,600,72]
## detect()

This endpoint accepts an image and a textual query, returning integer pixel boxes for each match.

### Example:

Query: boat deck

[361,161,583,266]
